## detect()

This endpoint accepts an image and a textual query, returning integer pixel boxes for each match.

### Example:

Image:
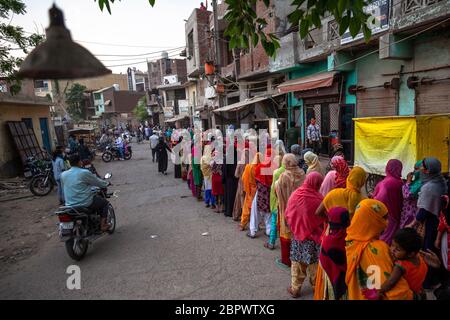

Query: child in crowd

[378,228,428,299]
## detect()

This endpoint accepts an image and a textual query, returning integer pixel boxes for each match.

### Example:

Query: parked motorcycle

[101,144,132,162]
[23,156,48,179]
[30,160,100,196]
[29,161,56,196]
[55,173,116,261]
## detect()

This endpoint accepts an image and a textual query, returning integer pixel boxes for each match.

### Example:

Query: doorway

[39,118,51,153]
[305,102,340,157]
[339,104,355,163]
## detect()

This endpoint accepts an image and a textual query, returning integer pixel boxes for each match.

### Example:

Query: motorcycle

[55,173,116,261]
[29,161,56,196]
[23,156,47,179]
[101,143,132,162]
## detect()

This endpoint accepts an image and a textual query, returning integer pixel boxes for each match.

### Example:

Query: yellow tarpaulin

[354,117,417,178]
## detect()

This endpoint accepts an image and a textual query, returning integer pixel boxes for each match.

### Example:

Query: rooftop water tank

[161,51,169,59]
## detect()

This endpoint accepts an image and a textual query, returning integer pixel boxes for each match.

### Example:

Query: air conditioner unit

[205,86,216,99]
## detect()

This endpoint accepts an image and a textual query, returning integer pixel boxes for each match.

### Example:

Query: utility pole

[212,0,223,117]
[212,0,221,72]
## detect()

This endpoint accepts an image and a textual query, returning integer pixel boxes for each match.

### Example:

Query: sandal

[287,287,301,299]
[264,242,275,250]
[246,232,256,239]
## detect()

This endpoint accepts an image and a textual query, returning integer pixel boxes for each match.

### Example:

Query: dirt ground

[0,186,59,273]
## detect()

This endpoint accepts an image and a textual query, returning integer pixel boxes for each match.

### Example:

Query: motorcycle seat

[56,206,93,214]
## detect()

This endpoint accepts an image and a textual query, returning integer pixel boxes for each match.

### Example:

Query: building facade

[0,80,54,177]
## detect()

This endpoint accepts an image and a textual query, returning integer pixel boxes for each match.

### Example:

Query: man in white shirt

[150,133,160,162]
[115,134,124,160]
[306,117,322,155]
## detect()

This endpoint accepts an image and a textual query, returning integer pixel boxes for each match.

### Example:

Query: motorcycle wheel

[65,238,89,261]
[30,175,54,196]
[124,152,132,160]
[106,203,116,234]
[102,151,113,162]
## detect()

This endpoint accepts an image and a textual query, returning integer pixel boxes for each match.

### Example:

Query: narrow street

[0,142,314,300]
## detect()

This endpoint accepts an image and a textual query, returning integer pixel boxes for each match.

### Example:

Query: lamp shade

[17,4,111,79]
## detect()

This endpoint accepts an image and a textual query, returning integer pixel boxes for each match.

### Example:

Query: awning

[213,95,271,113]
[165,115,189,123]
[277,71,338,94]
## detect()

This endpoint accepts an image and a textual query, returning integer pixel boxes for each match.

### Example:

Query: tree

[0,0,44,94]
[65,83,87,123]
[94,0,375,57]
[133,97,149,122]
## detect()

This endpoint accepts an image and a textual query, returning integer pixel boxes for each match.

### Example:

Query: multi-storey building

[270,0,450,162]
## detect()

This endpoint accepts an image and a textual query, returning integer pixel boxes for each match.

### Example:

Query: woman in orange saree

[240,152,262,231]
[345,199,413,300]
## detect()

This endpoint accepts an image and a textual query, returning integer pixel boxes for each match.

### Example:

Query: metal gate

[416,81,450,115]
[356,88,398,117]
[6,121,48,165]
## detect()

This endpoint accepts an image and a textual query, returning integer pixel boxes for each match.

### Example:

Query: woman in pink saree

[373,159,404,245]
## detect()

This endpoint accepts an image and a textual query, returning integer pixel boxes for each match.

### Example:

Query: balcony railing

[402,0,444,14]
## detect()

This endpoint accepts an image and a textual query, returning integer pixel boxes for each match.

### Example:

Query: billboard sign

[340,0,390,45]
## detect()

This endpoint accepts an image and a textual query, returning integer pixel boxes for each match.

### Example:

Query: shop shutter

[356,88,397,117]
[416,81,450,115]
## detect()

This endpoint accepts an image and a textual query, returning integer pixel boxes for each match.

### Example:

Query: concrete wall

[0,104,54,177]
[56,74,129,93]
[185,9,212,76]
[355,28,450,116]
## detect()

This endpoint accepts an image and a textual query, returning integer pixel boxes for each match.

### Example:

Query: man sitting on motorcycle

[61,154,111,231]
[114,134,125,160]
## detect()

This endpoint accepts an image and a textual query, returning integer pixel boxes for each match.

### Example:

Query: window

[34,80,48,89]
[188,31,195,65]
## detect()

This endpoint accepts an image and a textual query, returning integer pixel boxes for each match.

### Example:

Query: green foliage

[133,97,149,121]
[95,0,374,58]
[0,0,44,95]
[65,83,87,123]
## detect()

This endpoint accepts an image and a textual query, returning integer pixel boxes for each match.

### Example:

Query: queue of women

[164,133,450,300]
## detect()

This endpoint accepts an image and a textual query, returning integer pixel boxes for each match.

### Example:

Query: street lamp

[17,4,111,79]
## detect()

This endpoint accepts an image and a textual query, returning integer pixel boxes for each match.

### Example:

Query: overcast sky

[12,0,210,74]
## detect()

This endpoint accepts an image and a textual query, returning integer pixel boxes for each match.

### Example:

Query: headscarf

[242,152,262,194]
[417,157,448,216]
[255,147,273,187]
[333,156,349,188]
[304,151,324,176]
[319,170,337,197]
[373,159,404,245]
[323,166,367,218]
[409,160,423,197]
[319,207,351,300]
[290,144,302,165]
[285,172,325,243]
[273,139,285,157]
[275,154,306,217]
[385,159,403,179]
[270,155,285,213]
[345,199,388,286]
[201,144,213,178]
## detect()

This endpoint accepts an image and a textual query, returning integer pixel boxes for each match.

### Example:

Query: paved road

[0,142,314,300]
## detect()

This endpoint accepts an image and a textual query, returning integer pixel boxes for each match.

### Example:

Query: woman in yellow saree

[240,152,263,231]
[315,166,367,220]
[345,199,413,300]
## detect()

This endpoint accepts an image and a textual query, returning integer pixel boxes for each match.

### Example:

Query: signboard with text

[340,0,390,45]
